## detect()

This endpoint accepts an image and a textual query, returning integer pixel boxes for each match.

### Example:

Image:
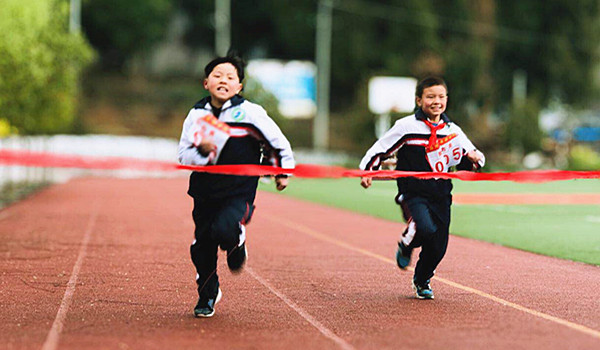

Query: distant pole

[69,0,81,33]
[512,69,527,107]
[215,0,231,56]
[314,0,333,150]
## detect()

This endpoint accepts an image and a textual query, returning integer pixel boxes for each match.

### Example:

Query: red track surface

[1,178,599,350]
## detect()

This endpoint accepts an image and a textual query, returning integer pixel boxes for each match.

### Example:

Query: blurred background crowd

[1,0,599,171]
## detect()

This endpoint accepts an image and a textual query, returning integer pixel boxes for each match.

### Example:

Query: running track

[1,178,599,349]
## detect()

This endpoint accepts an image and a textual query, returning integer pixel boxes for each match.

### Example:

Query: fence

[0,135,182,187]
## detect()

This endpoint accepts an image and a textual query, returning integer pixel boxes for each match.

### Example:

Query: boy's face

[416,85,447,120]
[203,63,242,108]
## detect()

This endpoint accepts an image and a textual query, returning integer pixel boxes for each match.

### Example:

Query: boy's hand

[466,150,485,168]
[360,177,372,189]
[197,139,217,157]
[275,176,288,191]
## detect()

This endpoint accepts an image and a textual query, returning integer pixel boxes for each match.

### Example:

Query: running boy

[359,76,484,299]
[178,54,295,317]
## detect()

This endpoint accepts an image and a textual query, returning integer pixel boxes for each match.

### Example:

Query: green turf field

[259,178,600,265]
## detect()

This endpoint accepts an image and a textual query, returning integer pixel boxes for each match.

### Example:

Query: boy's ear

[203,79,209,90]
[415,96,422,107]
[237,83,243,94]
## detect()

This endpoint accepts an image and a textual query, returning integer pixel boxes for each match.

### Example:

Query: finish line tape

[1,149,599,183]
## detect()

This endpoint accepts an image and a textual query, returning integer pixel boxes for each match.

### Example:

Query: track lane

[249,191,600,349]
[1,178,598,349]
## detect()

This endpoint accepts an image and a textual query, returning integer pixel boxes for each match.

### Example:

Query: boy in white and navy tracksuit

[359,76,484,299]
[178,55,294,317]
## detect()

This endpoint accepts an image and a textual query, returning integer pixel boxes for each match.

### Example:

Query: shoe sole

[412,282,434,300]
[415,293,434,300]
[195,310,215,318]
[194,288,223,318]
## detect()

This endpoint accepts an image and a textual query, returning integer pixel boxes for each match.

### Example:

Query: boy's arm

[359,120,406,171]
[359,120,406,188]
[455,125,485,169]
[177,110,212,166]
[248,105,294,191]
[251,106,295,170]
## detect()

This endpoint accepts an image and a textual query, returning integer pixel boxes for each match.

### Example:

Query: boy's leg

[190,197,220,302]
[412,222,449,285]
[191,236,222,317]
[405,197,438,248]
[405,197,441,286]
[395,193,412,222]
[397,194,416,246]
[211,197,255,271]
[410,197,451,290]
[396,219,416,269]
[395,194,416,269]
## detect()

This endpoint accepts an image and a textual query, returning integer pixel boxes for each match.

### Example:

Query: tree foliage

[494,0,599,107]
[0,0,94,135]
[81,0,598,154]
[82,0,172,70]
[504,98,543,154]
[176,0,597,112]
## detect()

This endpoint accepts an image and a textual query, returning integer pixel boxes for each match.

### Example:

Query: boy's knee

[211,220,240,250]
[416,221,437,238]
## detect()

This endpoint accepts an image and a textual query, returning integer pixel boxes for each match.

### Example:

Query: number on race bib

[453,148,461,161]
[425,134,462,173]
[434,161,444,172]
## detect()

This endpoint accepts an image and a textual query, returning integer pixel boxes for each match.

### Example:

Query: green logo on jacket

[232,108,245,121]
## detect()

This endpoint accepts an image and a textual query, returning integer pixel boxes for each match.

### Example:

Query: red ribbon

[422,119,446,150]
[1,149,599,183]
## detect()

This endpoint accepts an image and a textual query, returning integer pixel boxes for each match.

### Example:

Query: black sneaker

[227,242,247,273]
[194,288,222,318]
[396,241,412,269]
[412,279,434,300]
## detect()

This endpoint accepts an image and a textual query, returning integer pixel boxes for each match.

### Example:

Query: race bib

[191,114,231,163]
[425,134,462,172]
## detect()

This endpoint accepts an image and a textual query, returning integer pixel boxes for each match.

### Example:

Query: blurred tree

[172,0,598,153]
[493,0,599,155]
[330,0,438,108]
[177,0,315,60]
[79,0,598,155]
[0,0,93,135]
[504,97,543,155]
[82,0,173,70]
[176,0,213,49]
[494,0,599,107]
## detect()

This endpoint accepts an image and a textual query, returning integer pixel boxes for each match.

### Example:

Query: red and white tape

[1,149,599,183]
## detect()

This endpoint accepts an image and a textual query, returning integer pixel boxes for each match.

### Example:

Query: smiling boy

[359,76,484,299]
[178,54,295,317]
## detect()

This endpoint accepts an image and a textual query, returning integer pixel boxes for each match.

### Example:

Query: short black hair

[204,52,246,82]
[416,76,448,97]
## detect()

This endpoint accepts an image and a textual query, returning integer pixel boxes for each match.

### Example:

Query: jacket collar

[415,108,451,124]
[193,94,245,111]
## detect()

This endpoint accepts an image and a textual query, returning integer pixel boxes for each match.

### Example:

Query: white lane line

[585,216,600,223]
[454,204,534,214]
[41,204,99,350]
[246,266,355,350]
[266,216,600,340]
